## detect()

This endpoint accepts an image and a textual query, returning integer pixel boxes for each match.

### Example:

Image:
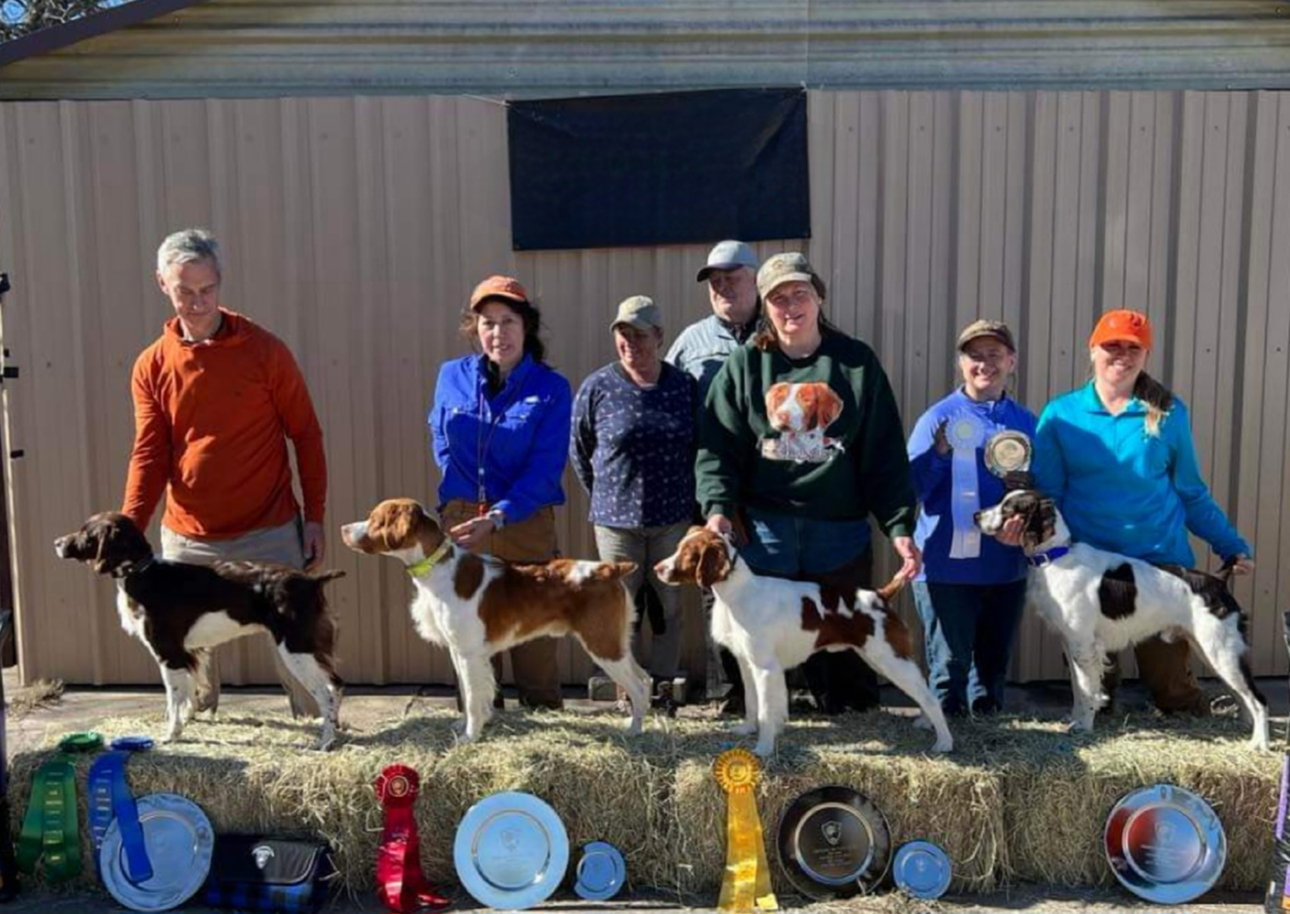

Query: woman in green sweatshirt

[697,251,920,714]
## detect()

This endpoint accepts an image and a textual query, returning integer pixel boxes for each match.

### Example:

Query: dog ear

[1021,498,1055,552]
[697,542,731,588]
[91,521,118,575]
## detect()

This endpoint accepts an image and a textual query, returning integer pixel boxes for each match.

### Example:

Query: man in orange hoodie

[122,228,328,717]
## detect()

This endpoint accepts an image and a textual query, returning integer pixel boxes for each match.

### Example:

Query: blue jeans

[912,579,1026,714]
[741,508,872,576]
[740,507,879,713]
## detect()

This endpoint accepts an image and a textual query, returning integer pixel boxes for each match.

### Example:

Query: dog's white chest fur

[115,582,148,642]
[408,560,492,650]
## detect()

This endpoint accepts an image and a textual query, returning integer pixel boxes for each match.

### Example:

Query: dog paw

[911,713,934,730]
[753,742,775,759]
[731,721,757,736]
[930,736,953,753]
[317,733,336,752]
[624,718,643,735]
[450,718,468,735]
[1067,719,1093,734]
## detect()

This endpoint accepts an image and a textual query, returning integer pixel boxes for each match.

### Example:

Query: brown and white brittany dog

[341,499,653,742]
[655,527,953,757]
[54,513,345,749]
[976,489,1268,748]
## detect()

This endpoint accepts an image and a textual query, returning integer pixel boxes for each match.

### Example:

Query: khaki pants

[1102,635,1205,714]
[160,519,319,718]
[440,501,564,709]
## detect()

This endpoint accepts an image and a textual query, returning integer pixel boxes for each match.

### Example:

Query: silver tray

[1103,784,1226,904]
[99,793,213,913]
[453,790,569,910]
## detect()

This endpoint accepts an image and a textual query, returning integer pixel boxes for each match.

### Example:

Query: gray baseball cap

[612,295,663,331]
[696,240,759,281]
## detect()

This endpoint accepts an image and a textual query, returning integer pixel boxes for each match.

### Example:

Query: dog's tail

[876,573,908,603]
[310,569,347,585]
[596,561,638,581]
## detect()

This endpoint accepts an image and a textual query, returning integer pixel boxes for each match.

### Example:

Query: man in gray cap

[666,241,761,714]
[666,240,761,399]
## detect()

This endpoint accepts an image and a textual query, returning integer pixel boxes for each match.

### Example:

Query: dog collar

[1028,546,1070,567]
[111,556,156,580]
[406,539,452,578]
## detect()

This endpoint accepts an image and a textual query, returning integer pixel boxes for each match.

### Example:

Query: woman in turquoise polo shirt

[1030,309,1254,714]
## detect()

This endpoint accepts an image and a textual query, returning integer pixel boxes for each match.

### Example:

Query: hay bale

[6,707,680,898]
[1003,713,1279,890]
[5,701,1278,901]
[670,711,1007,900]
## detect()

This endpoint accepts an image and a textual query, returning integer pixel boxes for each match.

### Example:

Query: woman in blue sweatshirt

[1031,309,1253,714]
[908,320,1037,716]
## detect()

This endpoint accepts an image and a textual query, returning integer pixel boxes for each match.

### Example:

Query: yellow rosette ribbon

[713,748,778,912]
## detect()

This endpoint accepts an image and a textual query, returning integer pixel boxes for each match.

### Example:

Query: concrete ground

[1,670,1284,913]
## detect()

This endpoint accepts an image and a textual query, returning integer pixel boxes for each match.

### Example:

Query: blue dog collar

[1028,547,1070,567]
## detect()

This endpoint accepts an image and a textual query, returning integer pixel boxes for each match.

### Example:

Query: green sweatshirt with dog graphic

[696,328,916,537]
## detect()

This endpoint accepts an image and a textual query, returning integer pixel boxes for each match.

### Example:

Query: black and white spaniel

[976,489,1267,749]
[55,512,344,749]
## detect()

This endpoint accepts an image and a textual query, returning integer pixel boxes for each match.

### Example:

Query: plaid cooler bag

[201,835,334,914]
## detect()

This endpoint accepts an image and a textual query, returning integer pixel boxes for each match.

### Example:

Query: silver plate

[984,430,1032,477]
[99,793,214,913]
[1104,784,1226,904]
[453,791,569,910]
[893,840,952,899]
[574,841,626,901]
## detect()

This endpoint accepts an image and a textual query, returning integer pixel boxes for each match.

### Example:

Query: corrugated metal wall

[2,88,1288,686]
[3,1,1290,99]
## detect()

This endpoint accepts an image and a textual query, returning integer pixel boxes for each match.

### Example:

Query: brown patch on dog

[883,614,914,660]
[662,529,733,587]
[475,560,634,662]
[351,499,445,557]
[801,595,876,651]
[454,553,486,600]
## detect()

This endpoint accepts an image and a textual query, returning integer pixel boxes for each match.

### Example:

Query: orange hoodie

[122,309,327,539]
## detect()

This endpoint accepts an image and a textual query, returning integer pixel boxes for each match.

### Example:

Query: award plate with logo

[453,790,569,910]
[775,786,891,900]
[1103,784,1226,904]
[984,430,1032,478]
[100,793,214,912]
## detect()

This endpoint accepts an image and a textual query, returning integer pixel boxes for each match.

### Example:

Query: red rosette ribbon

[374,764,450,911]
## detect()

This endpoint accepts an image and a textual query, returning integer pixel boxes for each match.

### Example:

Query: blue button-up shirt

[429,354,572,525]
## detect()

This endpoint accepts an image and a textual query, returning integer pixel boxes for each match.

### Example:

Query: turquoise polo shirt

[1032,381,1250,566]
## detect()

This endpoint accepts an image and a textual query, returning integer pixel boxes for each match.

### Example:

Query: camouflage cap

[957,319,1016,352]
[756,252,827,301]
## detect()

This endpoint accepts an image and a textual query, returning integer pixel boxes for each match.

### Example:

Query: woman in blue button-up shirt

[429,274,573,711]
[1031,308,1253,717]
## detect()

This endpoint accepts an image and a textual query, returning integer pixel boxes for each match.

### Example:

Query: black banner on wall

[507,88,810,251]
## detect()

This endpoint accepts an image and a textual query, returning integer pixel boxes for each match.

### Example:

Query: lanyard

[474,363,525,515]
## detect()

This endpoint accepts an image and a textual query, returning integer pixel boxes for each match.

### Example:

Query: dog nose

[973,511,982,523]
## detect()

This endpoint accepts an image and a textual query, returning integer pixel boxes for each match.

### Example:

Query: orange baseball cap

[1089,309,1152,349]
[469,275,530,310]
